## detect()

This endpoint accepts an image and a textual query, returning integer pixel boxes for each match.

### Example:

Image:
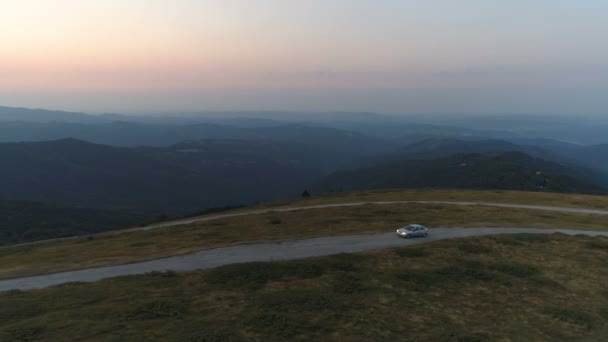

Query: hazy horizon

[2,1,607,114]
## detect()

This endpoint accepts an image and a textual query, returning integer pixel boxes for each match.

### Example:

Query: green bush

[0,326,45,342]
[394,247,429,258]
[463,268,496,282]
[441,330,490,342]
[543,307,597,328]
[456,334,490,342]
[187,329,242,342]
[528,275,562,288]
[333,273,367,294]
[267,217,282,225]
[437,265,495,282]
[458,243,491,254]
[129,241,154,248]
[510,234,550,243]
[396,269,443,287]
[207,254,369,289]
[492,236,523,246]
[181,322,242,342]
[0,286,111,321]
[145,270,178,278]
[248,313,318,338]
[206,261,324,289]
[396,263,501,288]
[254,289,340,312]
[488,263,540,278]
[321,218,344,225]
[586,240,608,251]
[316,253,370,272]
[0,299,42,322]
[127,300,187,320]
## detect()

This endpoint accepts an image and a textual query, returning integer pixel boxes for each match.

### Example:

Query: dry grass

[1,234,608,341]
[2,201,608,279]
[257,188,608,210]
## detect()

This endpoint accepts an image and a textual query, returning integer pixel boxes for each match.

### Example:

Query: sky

[1,0,607,115]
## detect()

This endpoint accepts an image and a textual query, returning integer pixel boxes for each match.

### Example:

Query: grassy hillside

[4,135,608,248]
[0,119,394,152]
[389,138,548,160]
[0,138,322,211]
[0,201,157,246]
[260,188,608,209]
[2,234,607,341]
[3,189,608,279]
[546,143,608,173]
[317,152,606,194]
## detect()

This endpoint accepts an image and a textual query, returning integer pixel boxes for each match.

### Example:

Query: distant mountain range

[0,138,335,211]
[368,137,608,176]
[3,105,608,145]
[0,106,112,124]
[2,137,605,214]
[367,138,547,166]
[316,151,606,195]
[2,105,608,245]
[0,120,395,155]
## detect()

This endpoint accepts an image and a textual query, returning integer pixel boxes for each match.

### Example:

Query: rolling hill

[316,151,607,194]
[0,138,326,211]
[0,201,157,246]
[0,120,395,153]
[393,138,548,160]
[545,144,608,173]
[0,106,110,123]
[2,190,608,341]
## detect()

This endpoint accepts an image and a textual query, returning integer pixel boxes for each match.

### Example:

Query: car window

[413,227,419,232]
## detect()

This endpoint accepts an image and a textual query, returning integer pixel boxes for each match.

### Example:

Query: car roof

[407,224,425,228]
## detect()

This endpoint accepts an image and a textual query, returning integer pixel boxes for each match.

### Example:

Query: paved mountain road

[143,200,608,231]
[2,227,607,292]
[3,200,608,251]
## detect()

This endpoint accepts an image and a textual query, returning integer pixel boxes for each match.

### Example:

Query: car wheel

[424,233,428,237]
[405,234,410,239]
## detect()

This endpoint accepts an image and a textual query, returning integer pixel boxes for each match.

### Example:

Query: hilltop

[2,189,608,340]
[2,233,608,340]
[3,188,608,278]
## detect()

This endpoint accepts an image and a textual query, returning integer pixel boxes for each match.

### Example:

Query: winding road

[4,200,608,251]
[143,200,608,230]
[2,226,608,292]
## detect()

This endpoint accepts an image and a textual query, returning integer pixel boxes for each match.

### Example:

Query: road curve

[143,200,608,231]
[3,200,608,250]
[2,227,607,292]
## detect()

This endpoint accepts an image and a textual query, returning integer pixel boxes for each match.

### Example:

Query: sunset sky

[1,0,607,114]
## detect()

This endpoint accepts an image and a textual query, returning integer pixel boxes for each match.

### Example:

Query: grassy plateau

[258,188,608,210]
[2,189,608,279]
[1,234,608,341]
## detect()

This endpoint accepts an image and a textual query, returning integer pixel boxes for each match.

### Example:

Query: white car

[396,224,429,238]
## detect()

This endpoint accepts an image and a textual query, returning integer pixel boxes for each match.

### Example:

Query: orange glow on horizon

[1,1,607,113]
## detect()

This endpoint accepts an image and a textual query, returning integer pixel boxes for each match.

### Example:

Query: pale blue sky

[1,0,607,114]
